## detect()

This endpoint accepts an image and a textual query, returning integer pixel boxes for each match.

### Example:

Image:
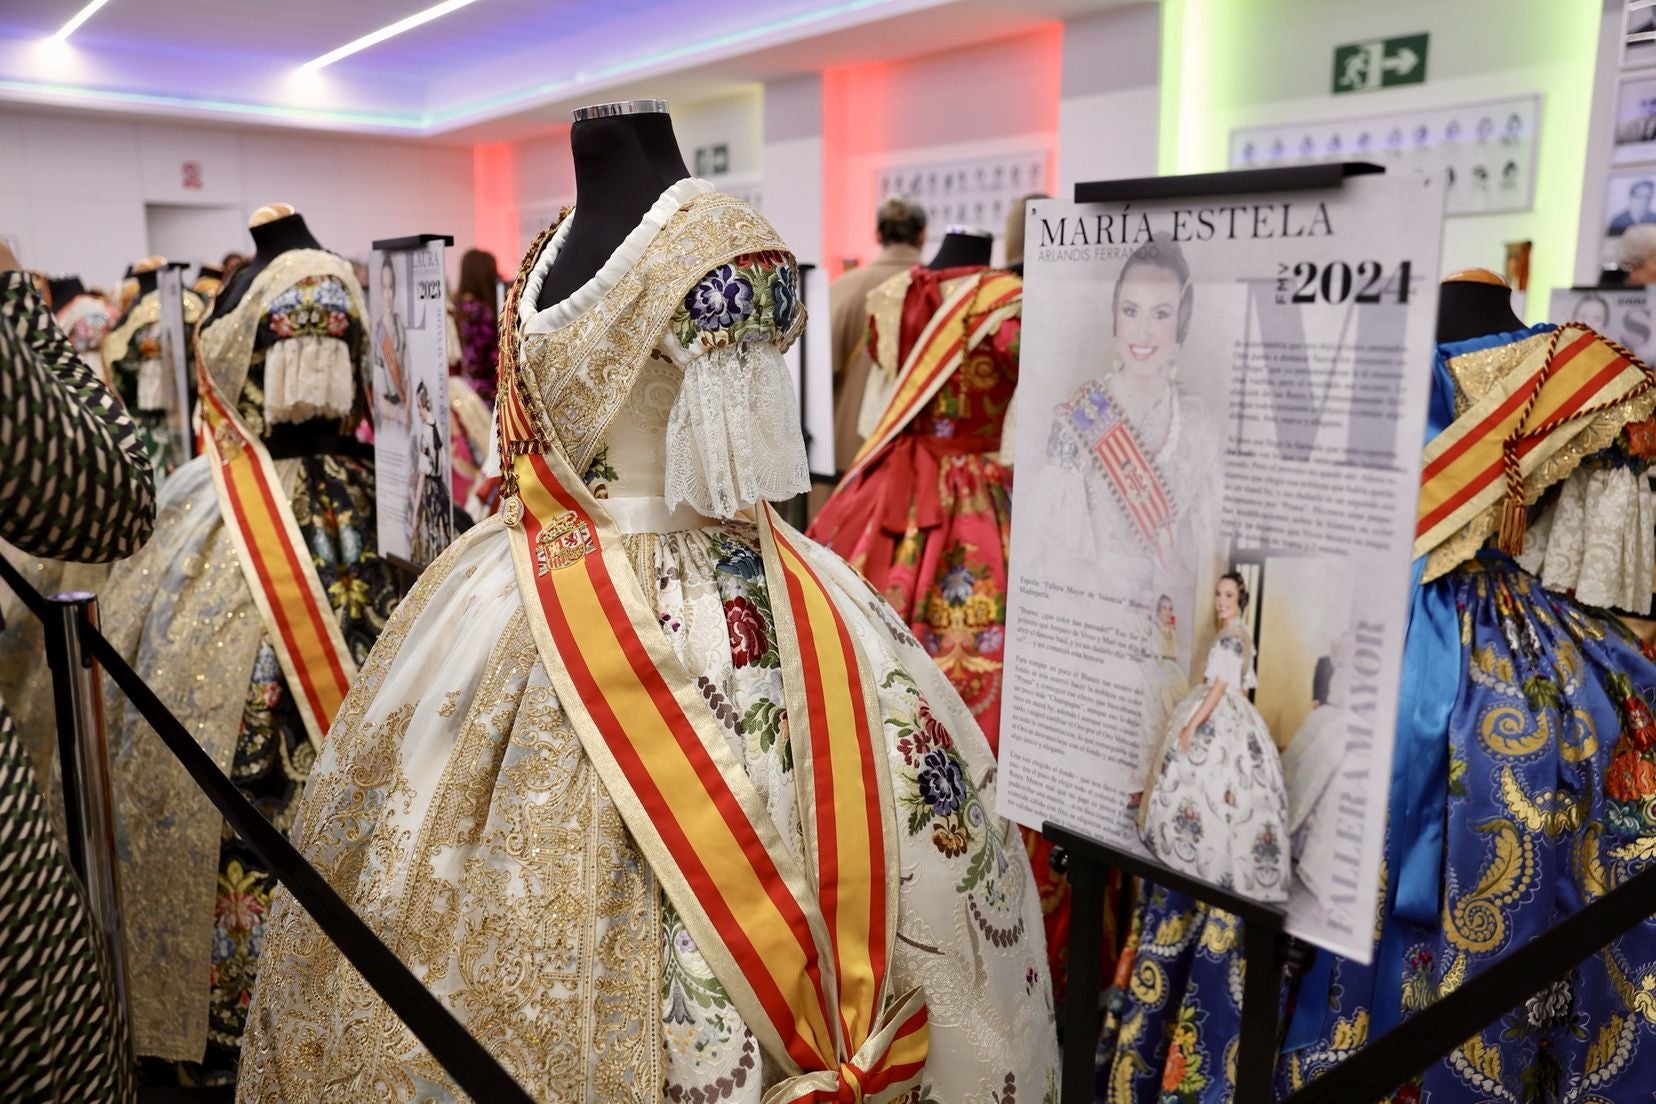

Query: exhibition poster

[1550,286,1655,364]
[154,264,193,467]
[997,174,1446,960]
[371,236,454,567]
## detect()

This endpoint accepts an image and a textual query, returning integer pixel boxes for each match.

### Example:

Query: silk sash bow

[195,338,356,747]
[504,448,929,1102]
[843,270,1020,486]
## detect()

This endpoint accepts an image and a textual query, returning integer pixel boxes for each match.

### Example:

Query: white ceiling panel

[0,0,1131,135]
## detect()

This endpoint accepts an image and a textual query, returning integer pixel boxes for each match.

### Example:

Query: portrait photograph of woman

[373,253,408,426]
[1041,240,1219,581]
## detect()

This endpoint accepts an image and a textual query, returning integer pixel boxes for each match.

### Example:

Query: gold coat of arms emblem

[535,510,596,574]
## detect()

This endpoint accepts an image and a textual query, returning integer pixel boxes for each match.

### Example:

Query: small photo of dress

[409,382,450,565]
[1140,575,1289,902]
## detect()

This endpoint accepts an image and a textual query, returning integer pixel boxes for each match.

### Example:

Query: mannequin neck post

[927,231,993,270]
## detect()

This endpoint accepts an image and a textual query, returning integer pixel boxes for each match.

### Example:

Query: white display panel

[998,174,1445,961]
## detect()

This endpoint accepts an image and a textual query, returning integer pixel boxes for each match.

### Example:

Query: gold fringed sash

[841,271,1021,485]
[195,342,356,747]
[503,444,928,1102]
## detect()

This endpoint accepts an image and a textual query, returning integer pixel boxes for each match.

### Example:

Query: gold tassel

[1497,490,1527,555]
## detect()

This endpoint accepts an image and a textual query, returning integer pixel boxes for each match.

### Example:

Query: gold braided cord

[495,209,569,498]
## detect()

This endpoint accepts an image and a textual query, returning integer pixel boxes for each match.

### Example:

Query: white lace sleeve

[664,338,811,517]
[1531,465,1653,614]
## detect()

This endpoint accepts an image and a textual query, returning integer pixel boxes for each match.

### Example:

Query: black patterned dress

[0,269,152,1102]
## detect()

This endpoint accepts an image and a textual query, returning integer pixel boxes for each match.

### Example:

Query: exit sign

[1333,33,1428,94]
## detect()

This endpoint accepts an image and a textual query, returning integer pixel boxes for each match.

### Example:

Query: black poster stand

[1046,162,1656,1104]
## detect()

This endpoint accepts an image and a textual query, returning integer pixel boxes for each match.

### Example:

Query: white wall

[763,74,832,477]
[0,108,476,290]
[1164,0,1601,321]
[1057,3,1162,191]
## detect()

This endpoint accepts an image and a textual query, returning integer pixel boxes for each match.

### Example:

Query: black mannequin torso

[534,111,690,310]
[208,213,322,321]
[47,276,86,307]
[926,230,993,270]
[1436,279,1525,344]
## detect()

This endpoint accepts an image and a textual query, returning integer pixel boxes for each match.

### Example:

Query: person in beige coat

[828,195,926,474]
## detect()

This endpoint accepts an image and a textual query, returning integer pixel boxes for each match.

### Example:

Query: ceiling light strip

[299,0,482,72]
[51,0,113,42]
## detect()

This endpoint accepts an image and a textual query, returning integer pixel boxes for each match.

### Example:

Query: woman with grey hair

[1620,221,1656,284]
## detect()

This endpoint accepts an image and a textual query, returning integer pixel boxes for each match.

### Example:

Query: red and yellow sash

[1416,324,1656,563]
[841,271,1021,485]
[196,352,355,747]
[504,445,928,1101]
[1059,381,1177,567]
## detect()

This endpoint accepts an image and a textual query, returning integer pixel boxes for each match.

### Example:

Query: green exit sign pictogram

[1333,33,1428,94]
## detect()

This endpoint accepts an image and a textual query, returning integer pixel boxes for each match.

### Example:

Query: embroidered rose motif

[931,820,969,857]
[725,595,767,667]
[1606,753,1656,802]
[771,263,797,330]
[686,265,755,331]
[917,749,966,815]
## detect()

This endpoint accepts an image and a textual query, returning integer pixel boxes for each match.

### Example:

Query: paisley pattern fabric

[453,295,498,402]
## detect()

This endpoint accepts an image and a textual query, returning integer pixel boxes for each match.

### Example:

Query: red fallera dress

[809,264,1125,998]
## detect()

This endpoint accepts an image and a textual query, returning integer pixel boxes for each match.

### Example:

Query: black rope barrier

[0,554,536,1104]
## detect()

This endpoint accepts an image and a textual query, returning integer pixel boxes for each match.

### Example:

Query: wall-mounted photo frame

[1229,94,1540,216]
[1625,0,1656,71]
[1614,72,1656,163]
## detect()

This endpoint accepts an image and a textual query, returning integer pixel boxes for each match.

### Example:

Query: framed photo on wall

[1602,169,1656,266]
[1626,0,1656,70]
[1615,73,1656,162]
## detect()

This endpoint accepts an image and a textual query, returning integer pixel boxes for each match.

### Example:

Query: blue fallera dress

[1098,323,1656,1104]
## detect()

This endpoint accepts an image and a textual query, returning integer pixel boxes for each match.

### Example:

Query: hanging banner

[154,263,193,468]
[370,234,455,568]
[997,172,1445,961]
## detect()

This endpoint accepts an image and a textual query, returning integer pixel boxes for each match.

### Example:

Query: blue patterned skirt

[1100,556,1656,1104]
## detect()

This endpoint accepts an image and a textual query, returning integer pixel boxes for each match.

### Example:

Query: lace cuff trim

[665,340,810,517]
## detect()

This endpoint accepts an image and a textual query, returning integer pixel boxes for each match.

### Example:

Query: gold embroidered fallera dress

[98,251,398,1083]
[239,179,1059,1103]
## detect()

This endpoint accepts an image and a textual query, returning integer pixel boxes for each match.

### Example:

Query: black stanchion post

[1060,848,1105,1104]
[42,591,128,1026]
[1237,916,1285,1103]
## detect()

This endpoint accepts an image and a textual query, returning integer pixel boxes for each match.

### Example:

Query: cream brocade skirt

[238,516,1058,1104]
